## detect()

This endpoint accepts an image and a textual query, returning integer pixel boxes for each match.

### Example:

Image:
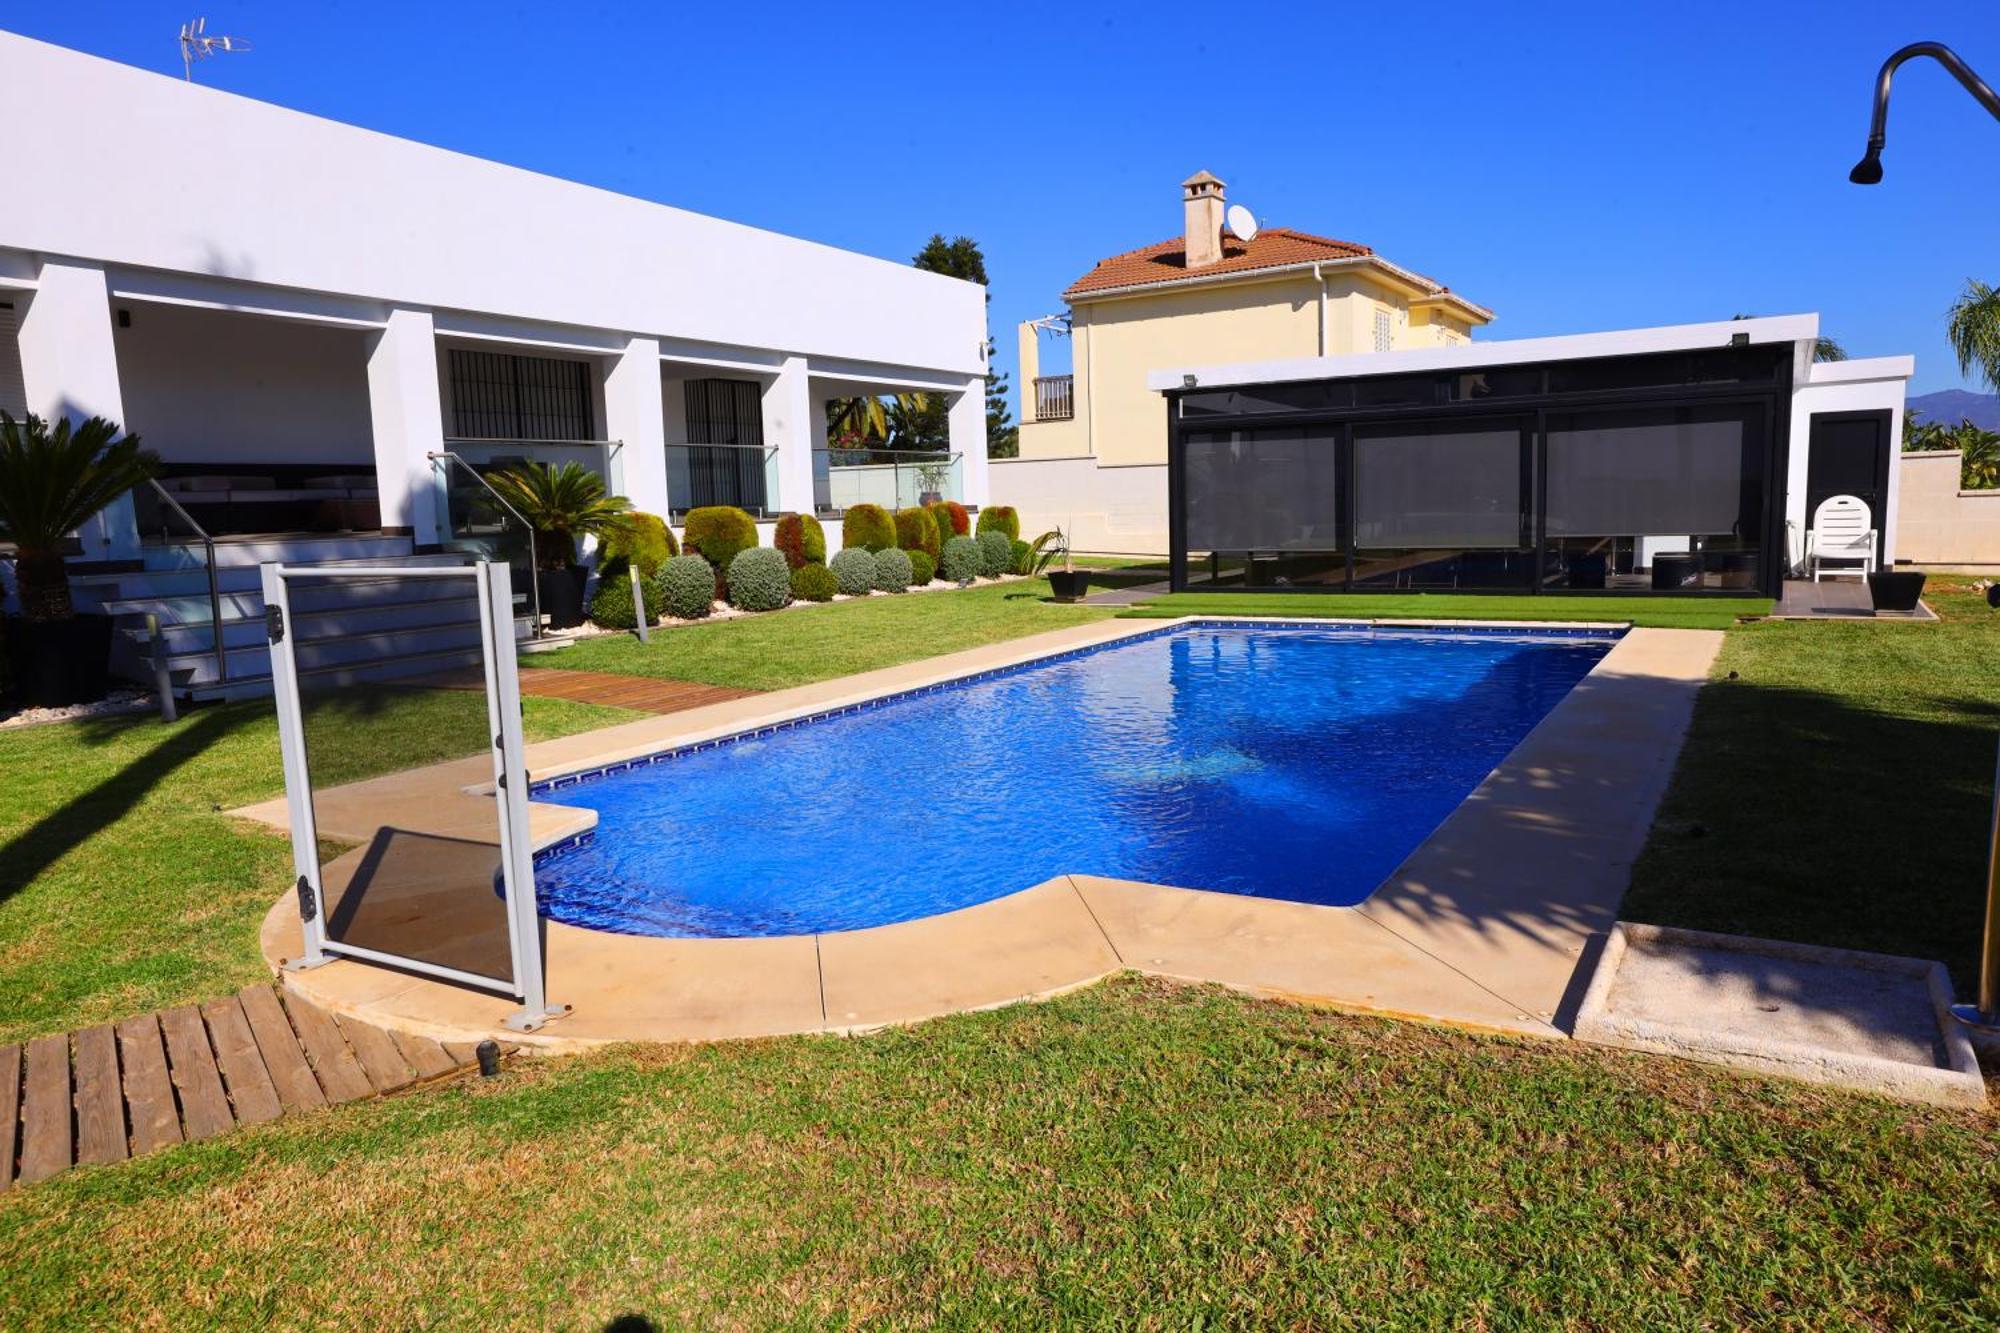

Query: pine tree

[913,234,1017,458]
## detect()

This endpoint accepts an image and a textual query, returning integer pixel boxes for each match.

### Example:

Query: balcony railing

[1034,375,1075,422]
[813,449,961,515]
[665,441,778,519]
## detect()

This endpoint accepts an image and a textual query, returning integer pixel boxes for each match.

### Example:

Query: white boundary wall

[988,456,1169,555]
[1895,450,2000,566]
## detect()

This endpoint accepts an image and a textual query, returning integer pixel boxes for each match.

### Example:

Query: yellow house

[996,172,1490,552]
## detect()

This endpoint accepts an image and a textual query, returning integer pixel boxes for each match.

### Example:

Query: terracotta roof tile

[1063,228,1378,299]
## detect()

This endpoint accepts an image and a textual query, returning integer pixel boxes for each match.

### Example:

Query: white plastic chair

[1805,494,1877,582]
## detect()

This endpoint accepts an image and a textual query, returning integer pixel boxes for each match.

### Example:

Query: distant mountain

[1909,389,2000,431]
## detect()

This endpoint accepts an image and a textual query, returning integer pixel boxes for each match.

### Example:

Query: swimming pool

[532,622,1615,938]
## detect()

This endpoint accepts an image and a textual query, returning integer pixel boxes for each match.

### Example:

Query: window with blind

[680,378,768,513]
[0,303,27,419]
[1184,426,1340,553]
[446,349,596,440]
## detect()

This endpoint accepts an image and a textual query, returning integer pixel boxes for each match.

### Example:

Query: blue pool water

[533,623,1613,938]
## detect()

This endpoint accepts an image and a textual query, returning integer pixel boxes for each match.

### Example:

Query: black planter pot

[1866,570,1927,613]
[1045,570,1092,603]
[3,614,115,707]
[537,567,590,630]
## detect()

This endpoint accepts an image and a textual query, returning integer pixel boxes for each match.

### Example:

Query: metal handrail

[427,451,544,633]
[669,441,778,454]
[443,436,624,451]
[144,478,228,684]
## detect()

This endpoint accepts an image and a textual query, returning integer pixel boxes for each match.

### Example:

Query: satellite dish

[1225,204,1259,242]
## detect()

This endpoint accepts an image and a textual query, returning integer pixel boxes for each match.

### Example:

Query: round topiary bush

[830,546,876,596]
[873,546,913,593]
[976,529,1012,577]
[925,501,967,551]
[791,561,838,602]
[940,534,982,583]
[976,505,1019,541]
[660,554,718,619]
[727,546,792,611]
[598,512,677,580]
[587,567,668,629]
[908,549,936,586]
[681,506,759,572]
[773,513,826,570]
[894,507,941,563]
[842,503,896,553]
[1008,538,1032,575]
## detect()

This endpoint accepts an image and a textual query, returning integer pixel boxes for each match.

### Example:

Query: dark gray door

[1806,411,1892,526]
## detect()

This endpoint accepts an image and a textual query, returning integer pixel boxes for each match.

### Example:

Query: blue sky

[12,3,2000,408]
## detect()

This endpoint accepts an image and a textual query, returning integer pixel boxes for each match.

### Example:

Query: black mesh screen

[1184,426,1340,552]
[1546,405,1764,538]
[1353,421,1526,548]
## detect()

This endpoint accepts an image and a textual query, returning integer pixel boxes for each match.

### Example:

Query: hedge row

[587,501,1028,630]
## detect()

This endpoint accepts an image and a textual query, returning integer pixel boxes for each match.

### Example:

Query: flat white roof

[1148,314,1825,392]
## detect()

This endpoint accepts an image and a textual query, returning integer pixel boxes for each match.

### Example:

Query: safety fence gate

[261,560,562,1031]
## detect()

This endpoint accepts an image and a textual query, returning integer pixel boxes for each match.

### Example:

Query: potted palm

[1030,528,1090,602]
[0,413,159,706]
[483,461,633,629]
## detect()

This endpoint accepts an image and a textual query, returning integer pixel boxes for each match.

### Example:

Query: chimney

[1182,170,1226,269]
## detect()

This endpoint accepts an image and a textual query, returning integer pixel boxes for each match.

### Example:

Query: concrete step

[129,594,492,655]
[77,552,475,608]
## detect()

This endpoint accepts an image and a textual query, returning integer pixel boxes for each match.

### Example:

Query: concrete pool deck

[243,617,1724,1049]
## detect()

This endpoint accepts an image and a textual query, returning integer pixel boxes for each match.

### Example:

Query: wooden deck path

[0,986,511,1190]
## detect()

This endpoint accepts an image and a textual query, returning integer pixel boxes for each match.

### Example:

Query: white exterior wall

[1787,356,1914,569]
[114,302,373,464]
[0,34,982,378]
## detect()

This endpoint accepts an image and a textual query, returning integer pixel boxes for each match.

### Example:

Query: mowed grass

[1123,591,1769,630]
[538,576,1114,690]
[0,977,1993,1329]
[1625,582,2000,988]
[0,688,638,1043]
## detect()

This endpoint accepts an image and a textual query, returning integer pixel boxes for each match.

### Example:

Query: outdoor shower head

[1848,41,2000,185]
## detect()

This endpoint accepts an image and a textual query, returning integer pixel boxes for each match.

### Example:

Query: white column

[761,355,815,516]
[603,336,669,517]
[808,387,834,517]
[949,374,990,508]
[364,307,445,547]
[16,259,140,562]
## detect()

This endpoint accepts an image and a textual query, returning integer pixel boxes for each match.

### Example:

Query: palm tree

[1947,279,2000,392]
[0,413,158,620]
[1952,422,2000,490]
[482,461,631,570]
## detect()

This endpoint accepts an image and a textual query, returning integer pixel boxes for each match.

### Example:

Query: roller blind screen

[1184,427,1339,551]
[1546,406,1762,537]
[1353,422,1525,548]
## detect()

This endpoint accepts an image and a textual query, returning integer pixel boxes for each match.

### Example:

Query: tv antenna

[180,18,251,82]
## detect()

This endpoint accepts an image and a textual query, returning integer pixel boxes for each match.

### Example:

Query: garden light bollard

[630,563,649,644]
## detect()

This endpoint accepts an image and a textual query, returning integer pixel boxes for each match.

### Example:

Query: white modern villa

[0,33,987,694]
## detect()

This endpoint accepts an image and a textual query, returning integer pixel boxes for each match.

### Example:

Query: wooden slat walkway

[0,985,513,1191]
[422,665,756,715]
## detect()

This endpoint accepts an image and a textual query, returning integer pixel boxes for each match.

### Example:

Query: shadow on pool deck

[247,620,1727,1050]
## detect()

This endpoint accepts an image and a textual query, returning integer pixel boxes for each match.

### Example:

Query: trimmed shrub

[894,507,941,563]
[873,546,914,593]
[660,554,718,619]
[976,529,1012,577]
[940,534,982,583]
[924,500,967,551]
[587,567,667,630]
[842,503,896,553]
[908,549,936,586]
[1008,538,1033,575]
[975,505,1020,541]
[597,512,677,580]
[727,546,792,611]
[773,512,826,569]
[791,561,838,602]
[830,546,877,596]
[681,506,758,571]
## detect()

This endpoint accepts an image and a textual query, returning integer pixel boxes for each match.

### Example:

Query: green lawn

[1123,591,1770,630]
[1,976,1991,1328]
[0,688,638,1044]
[537,577,1114,690]
[1624,583,2000,989]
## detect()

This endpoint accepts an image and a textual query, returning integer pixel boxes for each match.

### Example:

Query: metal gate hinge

[295,875,317,922]
[265,604,285,645]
